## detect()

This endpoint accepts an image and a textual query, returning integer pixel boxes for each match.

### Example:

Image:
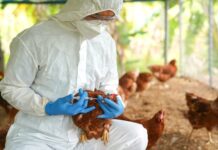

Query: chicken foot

[135,93,140,99]
[101,124,110,144]
[185,129,194,150]
[80,131,87,143]
[101,129,109,144]
[159,83,169,89]
[206,131,215,145]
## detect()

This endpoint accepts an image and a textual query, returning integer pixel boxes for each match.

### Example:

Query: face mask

[75,20,107,39]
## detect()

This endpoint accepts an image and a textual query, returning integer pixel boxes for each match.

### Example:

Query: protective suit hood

[55,0,123,22]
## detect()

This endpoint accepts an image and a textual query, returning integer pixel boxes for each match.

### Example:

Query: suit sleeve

[99,38,125,107]
[0,36,48,116]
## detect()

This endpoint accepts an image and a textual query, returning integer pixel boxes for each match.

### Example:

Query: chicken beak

[159,110,165,121]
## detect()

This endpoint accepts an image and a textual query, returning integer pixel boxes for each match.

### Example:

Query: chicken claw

[101,129,109,144]
[159,83,169,89]
[206,132,215,145]
[80,132,87,143]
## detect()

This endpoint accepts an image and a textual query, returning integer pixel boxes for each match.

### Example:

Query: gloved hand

[45,89,96,115]
[97,95,124,119]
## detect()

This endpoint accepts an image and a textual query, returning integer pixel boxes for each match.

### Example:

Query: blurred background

[0,0,218,88]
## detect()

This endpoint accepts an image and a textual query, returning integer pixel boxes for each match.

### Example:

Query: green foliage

[116,22,133,47]
[0,0,218,76]
[213,21,218,67]
[26,5,37,23]
[169,0,178,8]
[115,6,147,48]
[213,1,218,67]
[47,4,61,15]
[185,11,205,55]
[169,16,178,47]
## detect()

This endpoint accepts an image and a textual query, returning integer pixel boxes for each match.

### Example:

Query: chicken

[116,110,165,150]
[119,71,139,101]
[0,90,118,147]
[0,96,11,115]
[0,90,119,146]
[149,59,177,78]
[136,72,153,92]
[0,72,3,80]
[72,90,118,144]
[148,59,177,88]
[185,92,218,144]
[0,95,18,124]
[0,124,10,150]
[210,97,218,115]
[0,95,18,149]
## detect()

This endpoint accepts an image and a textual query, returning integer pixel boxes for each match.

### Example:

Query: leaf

[185,10,205,55]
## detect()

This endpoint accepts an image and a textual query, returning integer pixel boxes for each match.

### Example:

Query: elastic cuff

[116,95,126,108]
[32,97,49,116]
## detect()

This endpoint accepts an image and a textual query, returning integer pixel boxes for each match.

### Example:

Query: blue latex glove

[97,95,124,119]
[45,89,95,115]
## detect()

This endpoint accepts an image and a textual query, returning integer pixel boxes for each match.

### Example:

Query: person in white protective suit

[0,0,148,149]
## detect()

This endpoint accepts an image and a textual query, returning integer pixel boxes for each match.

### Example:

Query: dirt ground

[1,76,218,150]
[124,76,218,150]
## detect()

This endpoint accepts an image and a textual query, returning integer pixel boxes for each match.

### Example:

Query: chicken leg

[101,129,109,144]
[80,132,87,143]
[159,83,169,89]
[206,131,215,144]
[135,93,140,99]
[101,124,110,144]
[186,129,194,150]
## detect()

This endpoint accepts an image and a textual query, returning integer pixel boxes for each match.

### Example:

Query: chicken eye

[191,99,196,103]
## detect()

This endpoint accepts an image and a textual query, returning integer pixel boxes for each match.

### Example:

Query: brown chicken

[0,96,11,115]
[72,90,118,144]
[136,72,153,92]
[0,90,117,147]
[185,92,218,144]
[0,96,18,124]
[119,71,139,103]
[148,59,177,85]
[0,95,18,149]
[117,110,165,150]
[0,124,10,150]
[210,97,218,115]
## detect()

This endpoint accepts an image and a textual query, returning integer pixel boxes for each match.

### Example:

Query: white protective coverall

[0,0,148,149]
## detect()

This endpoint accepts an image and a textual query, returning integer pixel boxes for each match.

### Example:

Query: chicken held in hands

[72,90,119,144]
